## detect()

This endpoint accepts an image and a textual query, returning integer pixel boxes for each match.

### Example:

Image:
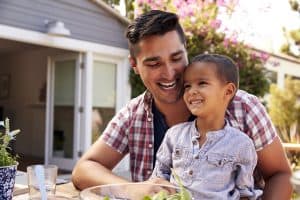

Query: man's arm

[72,139,129,190]
[257,137,292,200]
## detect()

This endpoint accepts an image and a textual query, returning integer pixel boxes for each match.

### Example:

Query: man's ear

[224,83,236,100]
[129,55,139,74]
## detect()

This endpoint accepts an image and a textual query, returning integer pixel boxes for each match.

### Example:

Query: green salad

[103,169,192,200]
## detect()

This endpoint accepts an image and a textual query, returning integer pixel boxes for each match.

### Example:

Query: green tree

[268,77,300,143]
[281,0,300,58]
[102,0,135,19]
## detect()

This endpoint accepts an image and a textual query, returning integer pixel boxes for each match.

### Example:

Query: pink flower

[173,0,182,9]
[187,0,197,4]
[223,38,230,48]
[210,19,222,29]
[260,52,270,62]
[136,0,145,5]
[250,53,257,60]
[217,0,226,6]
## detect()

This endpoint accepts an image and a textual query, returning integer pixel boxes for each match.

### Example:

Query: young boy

[151,54,262,199]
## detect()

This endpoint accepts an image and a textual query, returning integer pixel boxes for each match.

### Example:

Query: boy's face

[130,30,188,105]
[183,62,234,117]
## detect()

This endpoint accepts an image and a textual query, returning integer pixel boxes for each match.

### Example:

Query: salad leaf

[171,169,191,200]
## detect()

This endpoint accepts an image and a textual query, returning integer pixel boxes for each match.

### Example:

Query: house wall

[0,48,69,158]
[265,55,300,88]
[0,0,128,48]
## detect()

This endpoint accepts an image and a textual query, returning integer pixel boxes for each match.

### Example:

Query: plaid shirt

[101,89,277,182]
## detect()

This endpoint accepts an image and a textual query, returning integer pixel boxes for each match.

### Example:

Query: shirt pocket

[172,147,193,186]
[201,153,235,188]
[172,147,192,168]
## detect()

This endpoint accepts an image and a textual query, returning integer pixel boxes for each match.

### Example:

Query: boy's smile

[183,62,229,119]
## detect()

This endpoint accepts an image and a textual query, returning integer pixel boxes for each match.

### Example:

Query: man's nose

[162,63,176,79]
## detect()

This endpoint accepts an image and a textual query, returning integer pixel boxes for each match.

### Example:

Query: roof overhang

[89,0,130,25]
[0,24,128,58]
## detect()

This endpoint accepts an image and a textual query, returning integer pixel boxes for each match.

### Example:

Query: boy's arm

[257,137,292,200]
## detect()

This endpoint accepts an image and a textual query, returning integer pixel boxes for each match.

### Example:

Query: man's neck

[154,98,191,127]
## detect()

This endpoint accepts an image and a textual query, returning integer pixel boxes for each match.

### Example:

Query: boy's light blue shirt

[152,120,262,200]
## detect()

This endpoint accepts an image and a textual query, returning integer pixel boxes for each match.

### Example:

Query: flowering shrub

[130,0,270,98]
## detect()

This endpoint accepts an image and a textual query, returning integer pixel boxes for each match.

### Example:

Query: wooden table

[13,182,80,199]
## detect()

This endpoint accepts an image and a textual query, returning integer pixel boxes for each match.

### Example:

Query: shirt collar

[191,119,230,140]
[142,90,153,113]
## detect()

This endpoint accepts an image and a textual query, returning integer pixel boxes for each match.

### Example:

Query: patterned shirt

[101,89,277,182]
[152,121,262,200]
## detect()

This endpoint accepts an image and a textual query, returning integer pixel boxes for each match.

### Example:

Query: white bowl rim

[80,182,181,197]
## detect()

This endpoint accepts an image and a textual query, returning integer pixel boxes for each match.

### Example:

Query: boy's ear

[129,55,139,74]
[225,83,236,100]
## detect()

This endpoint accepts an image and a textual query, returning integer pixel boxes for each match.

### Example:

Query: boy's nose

[189,87,199,95]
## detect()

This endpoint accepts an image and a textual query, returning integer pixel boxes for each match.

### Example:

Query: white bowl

[79,183,191,200]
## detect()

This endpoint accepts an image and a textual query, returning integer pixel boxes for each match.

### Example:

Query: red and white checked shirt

[101,89,277,182]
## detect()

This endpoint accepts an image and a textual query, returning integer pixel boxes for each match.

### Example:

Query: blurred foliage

[289,0,300,12]
[129,69,146,98]
[281,0,300,58]
[291,29,300,44]
[102,0,135,19]
[268,77,300,143]
[268,77,300,169]
[102,0,120,6]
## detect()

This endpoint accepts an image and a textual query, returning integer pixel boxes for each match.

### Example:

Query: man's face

[131,30,188,105]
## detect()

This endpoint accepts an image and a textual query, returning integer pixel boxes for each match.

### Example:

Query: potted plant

[0,118,20,200]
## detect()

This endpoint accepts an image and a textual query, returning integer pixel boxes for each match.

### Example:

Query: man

[72,10,292,199]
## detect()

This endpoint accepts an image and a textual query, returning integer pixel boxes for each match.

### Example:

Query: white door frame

[80,53,131,154]
[45,53,82,170]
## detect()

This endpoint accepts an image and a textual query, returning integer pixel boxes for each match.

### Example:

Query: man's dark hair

[125,10,186,57]
[191,54,239,89]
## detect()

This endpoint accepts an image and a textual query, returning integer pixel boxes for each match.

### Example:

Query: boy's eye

[198,81,207,85]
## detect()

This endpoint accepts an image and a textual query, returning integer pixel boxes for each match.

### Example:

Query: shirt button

[194,155,199,159]
[148,143,153,148]
[188,170,193,175]
[192,140,197,145]
[147,170,152,175]
[147,117,152,122]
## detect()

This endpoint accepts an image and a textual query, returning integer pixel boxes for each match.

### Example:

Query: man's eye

[183,84,190,89]
[146,62,160,67]
[172,56,182,62]
[199,81,207,85]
